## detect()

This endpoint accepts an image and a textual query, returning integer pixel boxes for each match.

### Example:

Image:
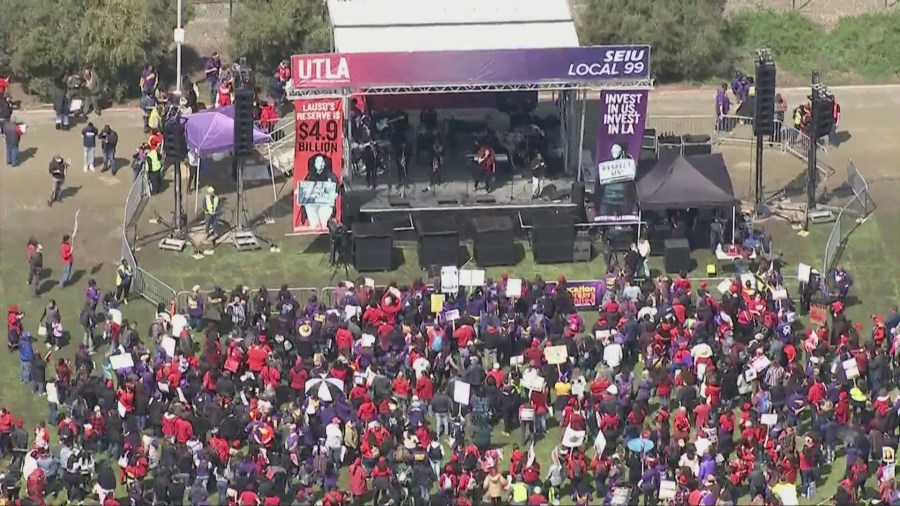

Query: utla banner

[293,97,344,234]
[594,89,649,185]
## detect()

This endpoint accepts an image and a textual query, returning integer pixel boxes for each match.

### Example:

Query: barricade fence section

[121,170,150,302]
[134,267,177,308]
[845,159,875,218]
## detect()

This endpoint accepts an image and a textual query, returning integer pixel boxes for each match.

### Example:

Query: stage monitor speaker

[663,237,691,273]
[755,61,777,136]
[352,222,394,272]
[388,196,411,207]
[473,216,515,266]
[475,195,497,204]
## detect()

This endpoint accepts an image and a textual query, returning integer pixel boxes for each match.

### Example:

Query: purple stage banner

[594,89,649,186]
[547,280,607,309]
[291,45,651,89]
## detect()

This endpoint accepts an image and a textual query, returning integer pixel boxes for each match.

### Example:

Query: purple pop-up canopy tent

[183,106,278,213]
[184,105,270,156]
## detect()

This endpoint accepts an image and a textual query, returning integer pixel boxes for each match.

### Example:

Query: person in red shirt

[174,415,194,444]
[415,372,435,406]
[380,289,402,325]
[453,323,475,349]
[246,341,268,373]
[58,234,74,288]
[528,487,548,506]
[392,371,411,409]
[258,101,278,133]
[0,75,9,96]
[238,486,260,506]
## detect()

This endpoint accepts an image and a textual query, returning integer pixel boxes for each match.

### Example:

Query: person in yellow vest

[115,259,133,305]
[144,147,163,195]
[509,476,528,505]
[204,186,220,238]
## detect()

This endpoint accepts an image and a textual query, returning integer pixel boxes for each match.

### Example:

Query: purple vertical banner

[594,89,649,185]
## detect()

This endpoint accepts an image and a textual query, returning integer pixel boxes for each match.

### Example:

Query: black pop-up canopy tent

[636,153,737,210]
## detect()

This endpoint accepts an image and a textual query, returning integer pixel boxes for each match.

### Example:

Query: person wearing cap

[203,186,220,239]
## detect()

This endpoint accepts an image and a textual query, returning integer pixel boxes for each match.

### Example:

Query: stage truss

[287,77,652,191]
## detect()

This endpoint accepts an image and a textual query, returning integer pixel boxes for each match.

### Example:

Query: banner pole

[575,89,587,182]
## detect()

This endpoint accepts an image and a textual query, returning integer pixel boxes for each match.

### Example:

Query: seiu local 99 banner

[293,97,344,234]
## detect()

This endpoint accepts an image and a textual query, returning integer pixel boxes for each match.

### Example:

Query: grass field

[0,211,892,503]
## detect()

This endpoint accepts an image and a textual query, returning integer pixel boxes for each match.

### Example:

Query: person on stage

[474,141,495,193]
[423,135,443,193]
[394,142,410,197]
[530,151,546,199]
[363,142,377,189]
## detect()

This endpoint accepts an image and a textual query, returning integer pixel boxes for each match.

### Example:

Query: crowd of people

[3,240,896,506]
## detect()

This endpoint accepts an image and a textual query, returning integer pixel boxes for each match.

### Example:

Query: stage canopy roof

[326,0,579,53]
[636,153,738,210]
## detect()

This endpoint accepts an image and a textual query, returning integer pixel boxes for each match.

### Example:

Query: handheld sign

[544,345,569,365]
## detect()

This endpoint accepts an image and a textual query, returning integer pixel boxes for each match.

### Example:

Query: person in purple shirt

[140,64,157,95]
[716,83,731,131]
[205,53,221,105]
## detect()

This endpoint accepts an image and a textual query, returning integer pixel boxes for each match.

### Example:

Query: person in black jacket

[53,87,70,130]
[99,125,118,174]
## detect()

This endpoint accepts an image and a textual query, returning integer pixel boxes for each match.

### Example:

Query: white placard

[798,263,811,283]
[761,413,778,426]
[453,380,470,405]
[659,480,677,500]
[544,345,568,365]
[597,158,636,185]
[109,353,134,371]
[171,314,188,337]
[441,266,459,294]
[364,277,375,288]
[522,374,546,392]
[158,382,170,393]
[444,309,460,321]
[108,308,123,325]
[843,358,860,379]
[509,355,524,367]
[772,288,788,300]
[717,279,732,295]
[457,269,485,288]
[506,278,523,299]
[117,401,127,418]
[46,383,59,405]
[593,430,607,457]
[161,336,177,358]
[561,427,586,448]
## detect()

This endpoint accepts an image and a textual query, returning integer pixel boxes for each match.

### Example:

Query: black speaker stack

[663,238,691,273]
[531,212,575,264]
[415,216,460,269]
[352,222,394,272]
[754,53,777,137]
[472,216,516,267]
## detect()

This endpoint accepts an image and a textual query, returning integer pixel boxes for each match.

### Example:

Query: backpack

[440,474,453,490]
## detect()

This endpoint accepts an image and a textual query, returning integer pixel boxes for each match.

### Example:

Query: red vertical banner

[292,97,344,234]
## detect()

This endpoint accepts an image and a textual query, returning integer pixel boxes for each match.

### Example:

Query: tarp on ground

[184,105,270,157]
[635,153,738,210]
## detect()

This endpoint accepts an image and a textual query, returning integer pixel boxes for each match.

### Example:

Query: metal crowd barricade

[133,267,178,308]
[174,291,192,312]
[845,160,875,218]
[646,115,712,137]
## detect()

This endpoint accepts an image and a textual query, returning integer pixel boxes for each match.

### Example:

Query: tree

[3,0,190,100]
[229,0,330,79]
[578,0,734,83]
